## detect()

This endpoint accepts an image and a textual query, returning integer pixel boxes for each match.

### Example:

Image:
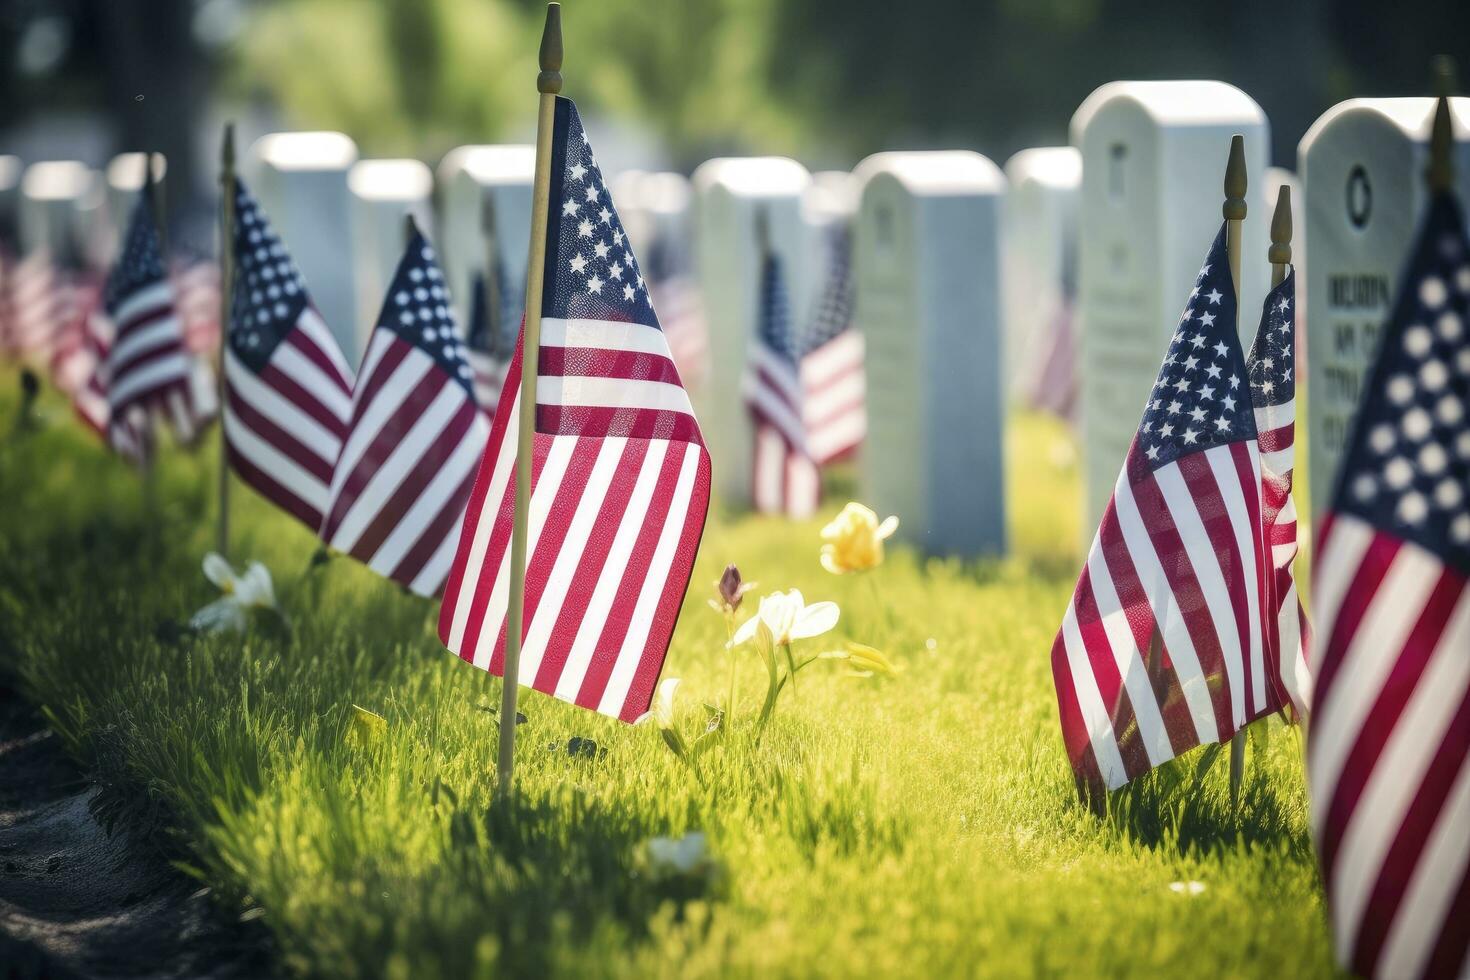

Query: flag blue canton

[230,179,310,373]
[759,252,798,366]
[1249,272,1296,409]
[799,224,853,357]
[1333,193,1470,574]
[466,263,516,358]
[1135,225,1256,471]
[542,97,653,327]
[381,231,473,393]
[103,195,166,315]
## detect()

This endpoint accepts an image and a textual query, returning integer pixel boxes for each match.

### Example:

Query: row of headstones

[3,84,1468,557]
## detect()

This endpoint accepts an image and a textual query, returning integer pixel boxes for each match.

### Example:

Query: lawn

[0,388,1338,978]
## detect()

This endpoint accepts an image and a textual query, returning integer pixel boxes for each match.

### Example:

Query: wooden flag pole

[1427,56,1457,193]
[499,1,562,797]
[142,153,165,514]
[1269,185,1292,290]
[1222,134,1248,807]
[216,124,236,558]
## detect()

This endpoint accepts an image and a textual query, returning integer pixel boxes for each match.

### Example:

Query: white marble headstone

[19,160,96,262]
[853,150,1007,556]
[1299,97,1470,520]
[691,157,812,501]
[245,131,360,364]
[0,156,22,247]
[1002,146,1081,400]
[1071,80,1271,535]
[348,159,435,354]
[435,145,534,340]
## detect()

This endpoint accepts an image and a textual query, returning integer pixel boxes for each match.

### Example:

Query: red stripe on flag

[539,346,683,386]
[573,445,686,711]
[535,403,703,444]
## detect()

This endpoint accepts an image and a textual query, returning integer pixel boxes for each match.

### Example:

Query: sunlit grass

[0,391,1335,977]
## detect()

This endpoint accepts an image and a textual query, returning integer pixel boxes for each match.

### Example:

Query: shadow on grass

[1085,742,1313,858]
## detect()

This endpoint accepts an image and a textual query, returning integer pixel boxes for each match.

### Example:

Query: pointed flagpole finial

[1269,185,1293,267]
[222,122,235,171]
[1223,134,1247,221]
[1428,55,1457,192]
[403,211,420,247]
[538,3,563,95]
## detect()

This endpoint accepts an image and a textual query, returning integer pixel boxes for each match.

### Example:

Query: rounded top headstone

[1299,97,1470,158]
[1004,146,1082,190]
[20,160,93,200]
[348,159,433,200]
[692,157,809,196]
[1071,80,1265,143]
[853,150,1004,196]
[641,171,693,215]
[438,145,536,185]
[106,151,167,191]
[252,131,358,171]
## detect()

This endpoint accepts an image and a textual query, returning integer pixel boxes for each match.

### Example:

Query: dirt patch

[0,689,273,979]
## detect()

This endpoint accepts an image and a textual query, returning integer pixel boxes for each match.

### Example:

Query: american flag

[649,273,707,390]
[799,223,865,466]
[1025,299,1079,422]
[172,253,223,355]
[743,245,819,517]
[1050,226,1273,793]
[71,297,112,438]
[465,268,514,415]
[1308,191,1470,980]
[438,96,712,723]
[224,180,355,531]
[47,275,102,396]
[7,249,73,366]
[1247,272,1311,718]
[320,230,490,597]
[102,194,200,462]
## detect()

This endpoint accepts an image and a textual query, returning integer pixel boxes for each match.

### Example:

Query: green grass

[0,388,1338,978]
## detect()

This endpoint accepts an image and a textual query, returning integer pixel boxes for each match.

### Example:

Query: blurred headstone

[1299,97,1470,520]
[348,159,435,356]
[436,145,534,340]
[1071,81,1271,535]
[853,150,1007,556]
[692,157,812,500]
[1002,147,1081,403]
[245,132,360,365]
[0,156,21,249]
[19,161,95,263]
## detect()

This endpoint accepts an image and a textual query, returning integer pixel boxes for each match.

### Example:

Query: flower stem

[723,611,738,723]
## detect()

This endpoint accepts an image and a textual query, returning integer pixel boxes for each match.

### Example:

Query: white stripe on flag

[1113,470,1221,746]
[538,375,695,415]
[540,316,670,357]
[553,439,671,703]
[1330,589,1470,965]
[596,441,701,716]
[109,352,191,409]
[110,281,173,332]
[1309,544,1441,837]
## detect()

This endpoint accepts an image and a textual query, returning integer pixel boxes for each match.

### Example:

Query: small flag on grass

[224,181,355,531]
[321,227,489,597]
[439,97,711,723]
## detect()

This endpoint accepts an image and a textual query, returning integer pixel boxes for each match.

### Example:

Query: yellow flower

[819,503,899,574]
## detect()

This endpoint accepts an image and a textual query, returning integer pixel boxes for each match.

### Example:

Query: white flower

[1169,880,1206,896]
[646,831,709,875]
[190,552,278,633]
[730,589,839,648]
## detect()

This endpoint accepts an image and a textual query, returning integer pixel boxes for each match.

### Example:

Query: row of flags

[1051,173,1468,978]
[743,223,866,518]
